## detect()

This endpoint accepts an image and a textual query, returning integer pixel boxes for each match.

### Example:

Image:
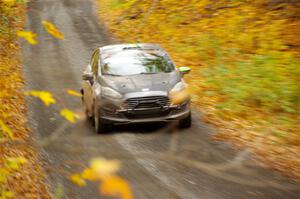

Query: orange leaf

[81,168,97,181]
[70,174,86,187]
[42,20,64,39]
[100,176,134,199]
[66,89,82,97]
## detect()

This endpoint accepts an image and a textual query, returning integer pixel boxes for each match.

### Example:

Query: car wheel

[94,115,105,134]
[82,93,94,125]
[94,108,111,134]
[80,89,84,102]
[179,112,191,128]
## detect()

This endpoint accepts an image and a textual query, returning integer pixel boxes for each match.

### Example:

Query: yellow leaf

[2,191,13,198]
[42,20,64,39]
[90,158,120,178]
[81,168,97,181]
[0,119,14,138]
[100,176,134,199]
[6,157,27,171]
[25,91,56,106]
[70,174,86,187]
[60,109,80,123]
[17,31,38,45]
[3,0,16,7]
[66,89,82,97]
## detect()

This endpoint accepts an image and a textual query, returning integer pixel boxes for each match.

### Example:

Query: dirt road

[22,0,300,198]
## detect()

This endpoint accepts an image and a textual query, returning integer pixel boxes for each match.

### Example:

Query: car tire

[82,92,94,125]
[179,112,191,128]
[94,108,111,134]
[94,114,105,134]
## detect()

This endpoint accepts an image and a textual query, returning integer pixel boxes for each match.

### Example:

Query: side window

[91,50,99,76]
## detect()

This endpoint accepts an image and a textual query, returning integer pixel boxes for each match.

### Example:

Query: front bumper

[100,101,191,124]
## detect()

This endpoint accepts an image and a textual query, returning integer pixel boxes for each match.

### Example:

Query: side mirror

[82,72,93,81]
[179,66,191,75]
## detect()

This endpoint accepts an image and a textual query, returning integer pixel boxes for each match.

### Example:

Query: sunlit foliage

[98,0,300,116]
[0,157,27,199]
[0,120,14,139]
[97,0,300,179]
[1,0,28,183]
[98,0,300,136]
[0,1,49,198]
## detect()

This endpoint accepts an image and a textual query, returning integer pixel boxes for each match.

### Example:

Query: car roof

[99,43,163,52]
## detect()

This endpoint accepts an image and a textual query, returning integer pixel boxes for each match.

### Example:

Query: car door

[83,49,99,117]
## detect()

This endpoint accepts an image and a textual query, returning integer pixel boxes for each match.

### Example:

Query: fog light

[169,89,190,105]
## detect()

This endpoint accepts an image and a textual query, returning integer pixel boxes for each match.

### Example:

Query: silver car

[81,44,191,133]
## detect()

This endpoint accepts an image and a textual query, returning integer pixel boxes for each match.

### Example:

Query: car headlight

[102,87,122,99]
[170,81,186,93]
[169,81,189,105]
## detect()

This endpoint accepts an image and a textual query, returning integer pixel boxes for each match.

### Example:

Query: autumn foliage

[97,0,300,180]
[0,1,51,198]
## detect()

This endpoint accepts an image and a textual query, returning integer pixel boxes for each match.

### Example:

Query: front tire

[94,107,111,134]
[179,112,192,128]
[82,92,94,125]
[94,113,105,134]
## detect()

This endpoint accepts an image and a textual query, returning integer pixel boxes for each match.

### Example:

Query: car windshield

[101,49,175,76]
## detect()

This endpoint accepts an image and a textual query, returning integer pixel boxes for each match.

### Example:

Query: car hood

[101,71,181,94]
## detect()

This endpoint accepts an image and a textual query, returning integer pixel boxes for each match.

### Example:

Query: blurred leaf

[16,0,29,3]
[70,174,86,187]
[100,176,134,199]
[90,158,120,178]
[3,0,16,7]
[1,191,14,199]
[42,20,64,39]
[66,89,82,97]
[81,168,97,181]
[17,30,38,45]
[0,119,14,138]
[60,109,80,123]
[71,157,134,198]
[25,90,56,106]
[0,168,9,183]
[5,157,27,171]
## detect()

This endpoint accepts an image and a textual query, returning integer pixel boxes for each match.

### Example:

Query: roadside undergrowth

[96,0,300,180]
[0,1,50,198]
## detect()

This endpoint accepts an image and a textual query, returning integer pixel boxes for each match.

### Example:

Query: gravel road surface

[22,0,300,198]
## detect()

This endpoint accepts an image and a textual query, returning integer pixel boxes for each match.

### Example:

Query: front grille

[125,96,170,110]
[125,111,170,119]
